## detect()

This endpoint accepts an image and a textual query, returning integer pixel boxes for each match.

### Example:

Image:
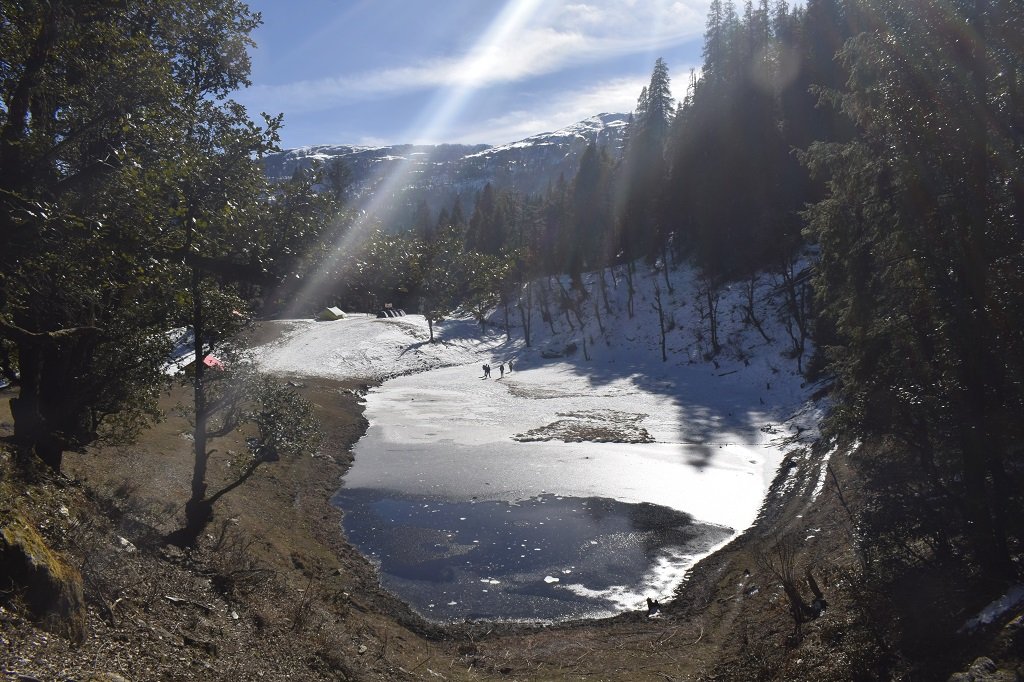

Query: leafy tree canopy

[0,0,326,471]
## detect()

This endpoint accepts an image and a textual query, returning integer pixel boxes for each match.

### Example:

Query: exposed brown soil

[2,323,1020,680]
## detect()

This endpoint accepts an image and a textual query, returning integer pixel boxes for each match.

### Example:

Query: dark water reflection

[332,489,733,622]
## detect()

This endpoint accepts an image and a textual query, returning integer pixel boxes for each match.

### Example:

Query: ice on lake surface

[333,490,732,621]
[336,360,796,622]
[252,312,812,621]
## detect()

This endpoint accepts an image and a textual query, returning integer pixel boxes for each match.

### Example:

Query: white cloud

[353,134,392,148]
[247,0,711,115]
[437,75,651,145]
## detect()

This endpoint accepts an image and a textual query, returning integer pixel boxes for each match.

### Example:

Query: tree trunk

[743,273,772,343]
[600,267,612,314]
[556,279,586,329]
[176,265,212,546]
[539,282,557,335]
[503,299,511,341]
[778,259,808,370]
[517,282,532,347]
[661,240,674,294]
[701,276,721,356]
[9,342,49,468]
[5,324,97,472]
[652,285,668,362]
[624,262,636,318]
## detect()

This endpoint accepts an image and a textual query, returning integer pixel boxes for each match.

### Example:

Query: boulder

[947,657,1018,682]
[0,510,87,642]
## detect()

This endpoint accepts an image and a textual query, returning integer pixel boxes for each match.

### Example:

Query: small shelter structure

[317,306,347,321]
[203,354,225,370]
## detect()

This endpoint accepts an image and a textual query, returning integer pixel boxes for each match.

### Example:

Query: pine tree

[662,0,820,279]
[645,58,674,141]
[568,142,614,287]
[703,0,729,83]
[411,198,433,241]
[803,0,1024,578]
[619,58,674,263]
[467,183,508,256]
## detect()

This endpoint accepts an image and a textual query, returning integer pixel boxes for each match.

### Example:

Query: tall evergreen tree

[663,0,820,278]
[411,198,433,241]
[568,142,614,287]
[541,173,571,275]
[466,183,508,255]
[413,220,464,342]
[0,0,277,471]
[803,0,1024,578]
[619,58,674,262]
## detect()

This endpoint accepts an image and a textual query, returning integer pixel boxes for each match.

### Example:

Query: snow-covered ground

[251,314,484,381]
[347,354,789,530]
[251,261,819,621]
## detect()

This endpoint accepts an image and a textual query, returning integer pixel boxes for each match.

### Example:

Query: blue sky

[234,0,715,149]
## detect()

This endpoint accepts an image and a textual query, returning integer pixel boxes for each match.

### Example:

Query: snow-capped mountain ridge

[261,113,630,225]
[465,113,629,158]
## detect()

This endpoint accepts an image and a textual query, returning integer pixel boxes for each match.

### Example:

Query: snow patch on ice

[562,546,701,614]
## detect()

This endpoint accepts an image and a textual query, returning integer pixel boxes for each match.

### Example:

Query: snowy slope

[254,259,814,399]
[251,314,507,382]
[249,259,819,621]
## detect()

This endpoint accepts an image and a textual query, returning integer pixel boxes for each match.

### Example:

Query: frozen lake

[252,312,811,622]
[338,359,793,621]
[334,490,732,621]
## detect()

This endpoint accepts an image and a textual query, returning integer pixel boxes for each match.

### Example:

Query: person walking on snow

[483,364,491,378]
[499,363,505,378]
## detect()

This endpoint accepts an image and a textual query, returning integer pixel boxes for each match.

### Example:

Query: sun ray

[281,0,547,316]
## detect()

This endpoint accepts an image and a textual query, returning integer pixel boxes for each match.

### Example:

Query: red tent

[202,354,225,370]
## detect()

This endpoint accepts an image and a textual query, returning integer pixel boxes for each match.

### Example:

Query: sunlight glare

[281,0,546,317]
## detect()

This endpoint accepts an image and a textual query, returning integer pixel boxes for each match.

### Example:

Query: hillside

[3,259,1022,680]
[5,1,1023,679]
[260,113,629,223]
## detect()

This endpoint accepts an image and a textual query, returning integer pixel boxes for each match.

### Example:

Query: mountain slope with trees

[260,113,630,229]
[2,0,1023,679]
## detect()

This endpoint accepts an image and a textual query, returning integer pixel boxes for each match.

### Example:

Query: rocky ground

[2,325,1022,680]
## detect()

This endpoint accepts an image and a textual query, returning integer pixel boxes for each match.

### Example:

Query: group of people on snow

[481,359,513,379]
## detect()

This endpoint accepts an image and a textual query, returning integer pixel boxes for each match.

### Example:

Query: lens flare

[281,0,546,316]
